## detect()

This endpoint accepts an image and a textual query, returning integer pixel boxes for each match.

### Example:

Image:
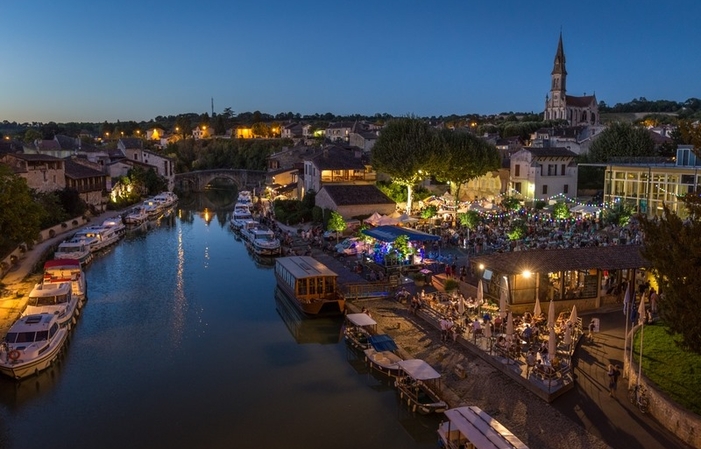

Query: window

[547,165,557,176]
[514,164,520,177]
[542,185,548,195]
[564,184,569,194]
[561,164,566,175]
[514,182,522,194]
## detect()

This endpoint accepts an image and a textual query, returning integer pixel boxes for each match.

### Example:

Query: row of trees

[167,138,292,173]
[371,117,501,213]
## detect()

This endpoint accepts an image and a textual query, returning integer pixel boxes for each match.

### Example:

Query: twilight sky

[1,0,699,123]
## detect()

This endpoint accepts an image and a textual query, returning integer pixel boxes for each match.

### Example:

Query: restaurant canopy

[362,225,440,242]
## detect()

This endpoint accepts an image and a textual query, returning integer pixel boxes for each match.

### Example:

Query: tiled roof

[310,146,366,170]
[320,185,395,206]
[566,95,597,108]
[471,245,649,275]
[56,134,79,150]
[118,138,143,149]
[36,140,61,151]
[525,147,577,158]
[64,158,106,179]
[6,153,62,162]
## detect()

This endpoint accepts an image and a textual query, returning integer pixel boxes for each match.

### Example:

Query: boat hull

[364,348,402,378]
[275,277,345,317]
[0,329,68,380]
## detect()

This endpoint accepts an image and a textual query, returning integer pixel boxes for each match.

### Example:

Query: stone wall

[625,324,701,449]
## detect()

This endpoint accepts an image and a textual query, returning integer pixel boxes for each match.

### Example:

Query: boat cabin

[275,256,338,302]
[438,406,529,449]
[27,282,72,307]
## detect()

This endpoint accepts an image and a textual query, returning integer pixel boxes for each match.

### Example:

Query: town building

[302,145,375,197]
[0,153,66,192]
[315,184,395,220]
[510,147,578,202]
[543,33,599,126]
[64,158,108,213]
[118,138,175,190]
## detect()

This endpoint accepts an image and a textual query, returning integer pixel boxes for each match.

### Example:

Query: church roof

[551,32,567,76]
[565,95,597,108]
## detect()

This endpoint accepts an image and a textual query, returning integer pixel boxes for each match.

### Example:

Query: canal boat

[152,191,178,209]
[364,334,403,378]
[343,313,377,351]
[124,206,149,225]
[395,359,448,414]
[102,217,126,237]
[54,238,93,266]
[237,190,253,205]
[0,314,68,380]
[23,281,79,329]
[274,256,345,316]
[241,221,281,256]
[142,199,162,219]
[73,225,120,252]
[437,406,529,449]
[229,203,253,231]
[42,259,87,304]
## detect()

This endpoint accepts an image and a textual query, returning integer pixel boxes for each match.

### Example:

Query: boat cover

[44,259,81,269]
[397,359,441,380]
[362,225,440,242]
[442,406,529,449]
[368,334,398,352]
[346,313,377,327]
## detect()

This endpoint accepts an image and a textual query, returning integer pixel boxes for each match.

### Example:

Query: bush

[444,278,459,292]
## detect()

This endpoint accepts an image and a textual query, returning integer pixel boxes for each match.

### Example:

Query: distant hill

[600,112,678,124]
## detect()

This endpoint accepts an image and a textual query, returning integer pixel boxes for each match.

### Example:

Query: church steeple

[550,32,567,94]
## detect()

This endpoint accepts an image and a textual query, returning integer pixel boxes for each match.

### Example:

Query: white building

[510,147,578,202]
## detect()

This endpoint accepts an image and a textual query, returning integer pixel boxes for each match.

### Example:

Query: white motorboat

[43,259,87,304]
[102,217,126,236]
[124,206,149,225]
[237,190,253,205]
[395,359,448,414]
[242,222,281,256]
[153,191,178,208]
[438,406,529,449]
[363,334,403,378]
[142,199,162,219]
[0,314,68,380]
[55,238,93,266]
[344,313,377,351]
[73,225,120,252]
[229,203,253,231]
[23,282,79,329]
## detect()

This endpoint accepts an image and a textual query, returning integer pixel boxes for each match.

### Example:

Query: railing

[342,282,395,300]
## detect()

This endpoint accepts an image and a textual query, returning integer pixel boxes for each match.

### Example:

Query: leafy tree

[23,128,43,143]
[458,211,480,229]
[501,197,521,212]
[327,211,346,242]
[587,122,656,162]
[506,219,527,240]
[57,188,87,217]
[601,202,635,226]
[420,205,437,219]
[552,201,571,219]
[35,191,68,228]
[371,117,440,213]
[0,166,43,251]
[433,129,500,201]
[639,195,701,353]
[677,120,701,156]
[392,234,411,259]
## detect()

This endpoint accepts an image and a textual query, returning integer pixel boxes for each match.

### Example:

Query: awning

[397,359,442,380]
[442,406,529,449]
[346,313,377,327]
[362,225,440,242]
[368,334,398,352]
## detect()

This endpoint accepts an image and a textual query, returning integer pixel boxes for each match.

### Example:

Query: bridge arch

[174,169,266,192]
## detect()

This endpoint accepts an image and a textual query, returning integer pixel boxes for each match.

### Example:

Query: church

[544,33,599,126]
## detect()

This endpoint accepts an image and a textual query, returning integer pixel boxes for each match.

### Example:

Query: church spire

[551,31,567,76]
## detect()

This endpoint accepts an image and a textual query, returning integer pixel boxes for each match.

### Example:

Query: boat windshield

[5,331,49,343]
[28,293,69,306]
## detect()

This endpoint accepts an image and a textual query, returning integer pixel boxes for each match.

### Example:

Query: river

[0,191,441,449]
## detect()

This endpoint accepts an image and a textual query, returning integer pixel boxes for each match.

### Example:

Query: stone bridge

[175,169,267,192]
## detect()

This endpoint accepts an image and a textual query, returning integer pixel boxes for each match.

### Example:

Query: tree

[587,122,656,162]
[327,211,346,242]
[434,129,500,201]
[677,120,701,156]
[552,201,571,219]
[371,117,440,213]
[458,211,480,229]
[601,202,635,226]
[0,166,43,251]
[639,195,701,353]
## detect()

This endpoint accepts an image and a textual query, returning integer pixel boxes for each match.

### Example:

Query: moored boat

[152,191,178,208]
[102,217,126,237]
[73,225,120,252]
[124,206,148,225]
[23,282,79,329]
[395,359,448,414]
[437,406,529,449]
[274,256,345,316]
[43,259,87,304]
[237,190,253,205]
[0,314,68,380]
[343,313,377,350]
[245,226,281,256]
[363,334,403,378]
[54,238,93,266]
[229,203,253,231]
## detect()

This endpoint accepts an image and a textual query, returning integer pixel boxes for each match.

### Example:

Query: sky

[1,0,700,124]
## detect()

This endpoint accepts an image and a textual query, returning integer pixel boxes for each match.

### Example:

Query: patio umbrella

[499,277,509,318]
[458,296,465,315]
[483,321,492,339]
[623,281,632,315]
[533,296,542,317]
[506,312,514,336]
[547,300,555,329]
[568,305,578,327]
[476,280,484,304]
[548,326,557,360]
[564,323,572,346]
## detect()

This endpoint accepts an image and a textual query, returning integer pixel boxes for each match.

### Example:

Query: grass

[631,324,701,415]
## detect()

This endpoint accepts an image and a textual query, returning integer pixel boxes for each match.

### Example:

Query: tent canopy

[346,313,377,327]
[397,359,442,380]
[362,225,439,242]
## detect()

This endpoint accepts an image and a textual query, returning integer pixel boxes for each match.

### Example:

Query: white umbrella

[568,305,578,327]
[623,281,632,315]
[483,321,492,339]
[366,212,382,226]
[564,324,572,346]
[458,296,465,315]
[548,327,557,360]
[534,296,542,317]
[547,300,555,329]
[500,277,509,318]
[506,312,514,336]
[476,279,484,305]
[638,292,647,326]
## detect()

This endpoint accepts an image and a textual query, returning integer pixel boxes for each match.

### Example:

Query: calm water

[0,192,440,449]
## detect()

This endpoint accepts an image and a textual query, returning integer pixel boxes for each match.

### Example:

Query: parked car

[335,238,367,256]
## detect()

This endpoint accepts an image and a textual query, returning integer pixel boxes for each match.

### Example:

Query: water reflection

[274,287,342,345]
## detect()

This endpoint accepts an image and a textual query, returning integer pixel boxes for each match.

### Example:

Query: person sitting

[521,324,533,344]
[523,312,533,324]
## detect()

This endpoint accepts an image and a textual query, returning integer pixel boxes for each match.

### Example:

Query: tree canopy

[586,122,656,162]
[0,166,43,252]
[639,194,701,353]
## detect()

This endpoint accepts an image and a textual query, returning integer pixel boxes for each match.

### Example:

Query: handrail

[342,282,394,300]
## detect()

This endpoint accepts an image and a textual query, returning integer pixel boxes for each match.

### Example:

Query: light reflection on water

[0,193,440,449]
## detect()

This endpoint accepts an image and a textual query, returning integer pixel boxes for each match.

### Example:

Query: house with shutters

[509,147,578,202]
[118,138,175,190]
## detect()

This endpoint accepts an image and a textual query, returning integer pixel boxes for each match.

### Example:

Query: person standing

[608,364,621,398]
[649,288,658,314]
